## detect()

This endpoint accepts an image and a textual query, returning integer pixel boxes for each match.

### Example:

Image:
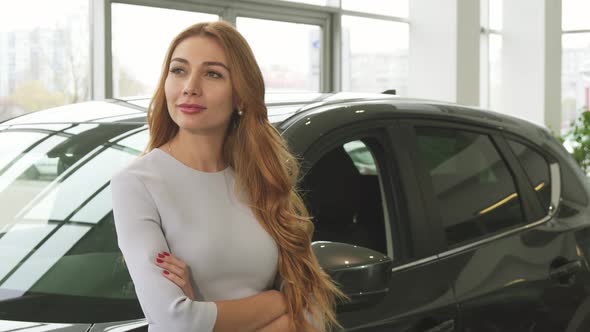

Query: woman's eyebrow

[170,57,189,65]
[170,58,229,71]
[203,61,230,71]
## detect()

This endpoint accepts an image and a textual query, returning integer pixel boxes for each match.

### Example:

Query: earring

[237,108,243,116]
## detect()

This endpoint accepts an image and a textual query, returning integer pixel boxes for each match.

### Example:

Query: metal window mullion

[90,0,111,100]
[339,9,409,23]
[330,12,341,92]
[233,7,328,26]
[320,13,333,92]
[104,1,114,99]
[221,7,237,25]
[111,0,224,16]
[233,0,409,22]
[233,7,330,94]
[228,0,338,16]
[480,32,490,108]
[562,29,590,34]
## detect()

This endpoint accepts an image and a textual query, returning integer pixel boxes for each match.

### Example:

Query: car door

[284,116,459,331]
[404,119,590,332]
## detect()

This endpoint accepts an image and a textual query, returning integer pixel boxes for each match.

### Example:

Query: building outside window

[480,0,502,111]
[562,0,590,134]
[111,3,218,98]
[0,0,90,122]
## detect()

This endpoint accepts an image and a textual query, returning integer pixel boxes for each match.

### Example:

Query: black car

[0,93,590,332]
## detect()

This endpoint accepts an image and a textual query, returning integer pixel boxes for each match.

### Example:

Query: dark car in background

[0,93,590,332]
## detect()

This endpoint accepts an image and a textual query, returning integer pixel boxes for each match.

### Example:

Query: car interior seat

[303,146,378,250]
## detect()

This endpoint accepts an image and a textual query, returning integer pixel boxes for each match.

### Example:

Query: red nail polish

[163,252,170,256]
[163,270,169,275]
[156,258,163,263]
[157,253,165,258]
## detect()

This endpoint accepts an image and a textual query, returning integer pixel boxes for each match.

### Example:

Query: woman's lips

[178,105,206,114]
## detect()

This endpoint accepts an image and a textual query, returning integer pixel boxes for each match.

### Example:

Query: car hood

[0,319,148,331]
[0,320,91,331]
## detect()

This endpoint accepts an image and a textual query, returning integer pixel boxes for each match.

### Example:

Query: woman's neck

[167,131,226,172]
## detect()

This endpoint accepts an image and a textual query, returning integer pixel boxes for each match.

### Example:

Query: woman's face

[165,35,234,136]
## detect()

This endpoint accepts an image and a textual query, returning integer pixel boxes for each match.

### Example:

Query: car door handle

[549,259,583,279]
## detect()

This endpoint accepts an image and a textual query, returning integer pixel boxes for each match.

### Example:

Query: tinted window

[415,127,525,247]
[303,139,389,255]
[0,123,145,323]
[508,140,552,214]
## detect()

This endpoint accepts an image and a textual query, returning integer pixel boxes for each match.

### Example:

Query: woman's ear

[233,103,245,113]
[232,95,241,111]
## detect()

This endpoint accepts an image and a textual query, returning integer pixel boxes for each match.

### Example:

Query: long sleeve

[111,170,217,332]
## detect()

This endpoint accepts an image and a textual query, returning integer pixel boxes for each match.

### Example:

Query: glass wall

[111,3,218,98]
[237,18,322,92]
[341,16,409,94]
[562,0,590,133]
[480,0,502,111]
[0,0,90,122]
[341,0,408,18]
[0,0,411,121]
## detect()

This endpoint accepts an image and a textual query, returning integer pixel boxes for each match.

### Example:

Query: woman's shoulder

[111,148,164,185]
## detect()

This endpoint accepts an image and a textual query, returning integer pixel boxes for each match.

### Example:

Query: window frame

[300,121,407,262]
[501,133,557,216]
[233,9,330,93]
[92,0,410,98]
[400,118,543,252]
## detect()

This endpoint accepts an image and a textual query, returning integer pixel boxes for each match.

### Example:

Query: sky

[0,0,86,32]
[1,0,590,32]
[1,0,589,90]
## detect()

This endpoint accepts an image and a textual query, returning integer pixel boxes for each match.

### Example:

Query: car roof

[0,92,549,143]
[0,93,396,126]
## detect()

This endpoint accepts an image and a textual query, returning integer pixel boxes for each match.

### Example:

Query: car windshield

[0,122,147,323]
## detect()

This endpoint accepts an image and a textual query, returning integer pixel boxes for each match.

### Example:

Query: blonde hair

[144,21,346,331]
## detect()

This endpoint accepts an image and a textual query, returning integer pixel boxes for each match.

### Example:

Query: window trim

[400,119,561,259]
[439,163,559,259]
[301,123,403,261]
[502,135,556,213]
[401,119,561,253]
[493,135,547,219]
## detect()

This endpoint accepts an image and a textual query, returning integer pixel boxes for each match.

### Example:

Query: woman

[110,20,345,332]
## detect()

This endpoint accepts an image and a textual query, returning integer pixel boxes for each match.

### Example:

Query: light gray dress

[111,148,279,332]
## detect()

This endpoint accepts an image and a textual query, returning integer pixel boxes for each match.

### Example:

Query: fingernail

[163,252,170,256]
[157,253,165,258]
[163,270,169,275]
[156,258,164,263]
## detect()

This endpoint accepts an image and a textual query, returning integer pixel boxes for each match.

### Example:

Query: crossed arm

[111,172,293,332]
[156,251,291,332]
[214,290,293,332]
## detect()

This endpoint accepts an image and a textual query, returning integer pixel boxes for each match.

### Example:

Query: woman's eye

[169,67,184,75]
[206,71,222,79]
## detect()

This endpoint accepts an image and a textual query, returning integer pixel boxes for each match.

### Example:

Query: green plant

[562,109,590,174]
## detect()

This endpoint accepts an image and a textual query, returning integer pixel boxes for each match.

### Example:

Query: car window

[507,140,552,215]
[414,127,525,247]
[302,138,390,255]
[0,123,145,323]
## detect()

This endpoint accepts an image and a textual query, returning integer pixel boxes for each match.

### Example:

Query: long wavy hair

[144,21,346,332]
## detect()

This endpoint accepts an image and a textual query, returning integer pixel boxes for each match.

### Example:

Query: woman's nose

[182,75,201,96]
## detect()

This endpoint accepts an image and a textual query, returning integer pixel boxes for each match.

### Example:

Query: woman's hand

[155,251,196,300]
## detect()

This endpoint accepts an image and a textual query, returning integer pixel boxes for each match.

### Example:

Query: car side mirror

[312,241,393,309]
